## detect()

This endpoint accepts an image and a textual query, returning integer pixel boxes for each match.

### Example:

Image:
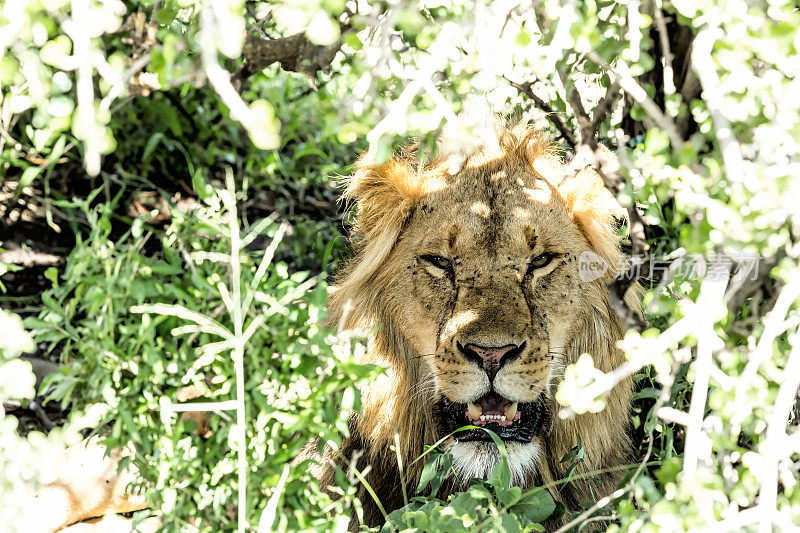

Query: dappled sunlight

[470,201,491,218]
[440,310,479,345]
[522,182,552,205]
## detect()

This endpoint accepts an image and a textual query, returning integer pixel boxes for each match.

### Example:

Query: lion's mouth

[437,392,547,443]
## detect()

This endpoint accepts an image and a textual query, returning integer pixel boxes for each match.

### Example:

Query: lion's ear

[344,155,429,242]
[558,167,627,270]
[329,154,429,330]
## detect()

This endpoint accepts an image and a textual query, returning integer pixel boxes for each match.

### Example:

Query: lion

[313,121,640,528]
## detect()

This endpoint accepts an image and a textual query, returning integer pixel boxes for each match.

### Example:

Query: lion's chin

[448,440,541,487]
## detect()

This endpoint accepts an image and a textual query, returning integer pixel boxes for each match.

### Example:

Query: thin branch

[682,258,731,478]
[560,278,732,420]
[758,340,800,529]
[161,90,199,136]
[558,69,594,146]
[587,50,684,151]
[590,80,622,132]
[652,0,675,96]
[233,6,356,89]
[0,248,63,267]
[626,0,642,63]
[98,53,152,114]
[505,77,577,147]
[29,399,56,431]
[70,0,100,175]
[691,27,746,185]
[555,487,627,532]
[557,357,679,532]
[732,273,800,429]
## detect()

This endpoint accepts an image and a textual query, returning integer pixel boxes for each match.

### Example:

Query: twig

[539,0,578,74]
[587,50,684,151]
[556,392,668,532]
[505,78,577,147]
[589,80,622,132]
[98,53,152,114]
[757,339,800,531]
[29,398,56,431]
[69,0,101,175]
[557,69,594,146]
[652,0,675,96]
[555,487,627,533]
[200,1,276,150]
[0,248,63,267]
[732,273,800,429]
[577,514,619,532]
[626,0,641,63]
[682,258,731,479]
[161,91,199,136]
[691,27,746,185]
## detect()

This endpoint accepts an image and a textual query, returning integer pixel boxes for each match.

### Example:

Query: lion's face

[331,127,628,487]
[384,159,605,481]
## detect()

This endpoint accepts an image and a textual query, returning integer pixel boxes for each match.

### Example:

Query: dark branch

[233,6,357,89]
[590,80,622,133]
[506,78,578,147]
[548,66,650,331]
[161,91,199,136]
[558,69,595,147]
[30,398,56,431]
[233,32,343,88]
[558,142,650,332]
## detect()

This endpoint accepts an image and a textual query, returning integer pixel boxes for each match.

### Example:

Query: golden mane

[320,123,638,529]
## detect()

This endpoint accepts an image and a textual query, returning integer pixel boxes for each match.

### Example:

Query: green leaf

[510,488,556,524]
[500,513,523,533]
[17,166,42,197]
[143,132,164,163]
[644,128,669,155]
[44,267,59,287]
[489,453,512,489]
[634,387,660,400]
[192,169,215,203]
[496,486,523,507]
[156,6,178,25]
[415,450,453,495]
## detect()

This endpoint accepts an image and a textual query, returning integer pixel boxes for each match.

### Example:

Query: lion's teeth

[505,402,518,421]
[480,415,486,421]
[468,402,482,420]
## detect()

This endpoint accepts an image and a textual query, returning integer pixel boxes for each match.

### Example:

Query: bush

[27,182,375,530]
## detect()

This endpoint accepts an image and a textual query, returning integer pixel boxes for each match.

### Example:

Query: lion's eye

[421,254,453,272]
[528,253,555,272]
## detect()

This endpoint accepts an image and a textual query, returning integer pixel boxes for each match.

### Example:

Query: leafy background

[1,0,799,531]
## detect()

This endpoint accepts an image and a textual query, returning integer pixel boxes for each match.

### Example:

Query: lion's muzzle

[437,393,547,443]
[456,341,526,382]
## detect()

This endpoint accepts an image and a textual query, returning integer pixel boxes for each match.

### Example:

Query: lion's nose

[456,341,526,383]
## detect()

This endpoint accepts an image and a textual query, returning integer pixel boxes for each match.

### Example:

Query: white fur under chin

[448,440,541,486]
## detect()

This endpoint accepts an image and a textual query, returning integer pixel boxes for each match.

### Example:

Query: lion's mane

[311,122,640,529]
